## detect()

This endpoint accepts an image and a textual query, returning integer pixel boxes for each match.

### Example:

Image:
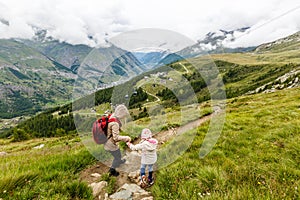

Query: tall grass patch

[152,87,300,199]
[0,137,96,199]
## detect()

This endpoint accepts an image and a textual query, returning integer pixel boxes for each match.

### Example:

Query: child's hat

[141,128,152,139]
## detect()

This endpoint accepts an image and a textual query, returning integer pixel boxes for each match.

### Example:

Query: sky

[0,0,299,48]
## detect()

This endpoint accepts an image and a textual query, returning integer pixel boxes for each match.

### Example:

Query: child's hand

[124,136,131,142]
[126,142,131,147]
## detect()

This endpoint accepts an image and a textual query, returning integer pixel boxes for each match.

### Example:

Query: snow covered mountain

[178,27,255,58]
[135,27,256,67]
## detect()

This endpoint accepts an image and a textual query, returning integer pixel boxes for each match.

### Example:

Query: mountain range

[157,27,256,66]
[0,28,299,119]
[0,35,146,118]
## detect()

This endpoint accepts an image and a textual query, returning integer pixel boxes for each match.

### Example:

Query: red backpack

[92,114,117,144]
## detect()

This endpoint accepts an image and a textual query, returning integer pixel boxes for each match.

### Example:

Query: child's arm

[127,142,144,151]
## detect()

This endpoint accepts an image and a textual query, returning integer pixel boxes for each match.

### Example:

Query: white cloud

[225,2,300,47]
[0,0,299,47]
[0,0,128,46]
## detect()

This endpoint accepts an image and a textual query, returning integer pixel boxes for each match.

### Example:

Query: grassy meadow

[152,87,300,199]
[1,42,299,199]
[1,87,299,199]
[0,100,209,199]
[0,136,96,199]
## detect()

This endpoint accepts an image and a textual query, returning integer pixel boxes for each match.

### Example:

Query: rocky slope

[255,31,300,53]
[247,67,300,94]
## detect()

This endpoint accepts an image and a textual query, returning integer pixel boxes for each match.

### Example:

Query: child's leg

[148,164,154,182]
[140,164,148,187]
[140,163,146,179]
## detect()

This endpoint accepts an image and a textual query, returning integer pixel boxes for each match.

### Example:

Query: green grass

[122,102,207,140]
[151,87,300,199]
[1,87,299,199]
[100,173,117,195]
[1,47,299,198]
[0,136,96,199]
[210,50,300,65]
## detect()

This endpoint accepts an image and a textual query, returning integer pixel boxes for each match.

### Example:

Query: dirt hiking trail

[80,110,220,199]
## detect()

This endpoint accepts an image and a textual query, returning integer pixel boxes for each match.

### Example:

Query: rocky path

[80,111,217,200]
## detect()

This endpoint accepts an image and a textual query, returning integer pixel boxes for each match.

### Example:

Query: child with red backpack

[127,128,158,187]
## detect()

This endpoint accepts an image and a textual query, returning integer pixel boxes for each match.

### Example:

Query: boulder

[109,189,132,200]
[109,184,152,200]
[121,184,145,193]
[89,181,107,197]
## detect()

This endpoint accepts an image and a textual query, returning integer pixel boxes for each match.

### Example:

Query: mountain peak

[31,26,54,42]
[198,27,251,47]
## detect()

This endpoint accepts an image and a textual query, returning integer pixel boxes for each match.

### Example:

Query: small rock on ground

[91,173,101,178]
[128,170,140,183]
[33,144,45,149]
[140,197,153,200]
[89,181,107,197]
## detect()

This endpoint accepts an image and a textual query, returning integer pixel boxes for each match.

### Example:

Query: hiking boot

[148,171,154,186]
[148,178,154,186]
[108,168,119,177]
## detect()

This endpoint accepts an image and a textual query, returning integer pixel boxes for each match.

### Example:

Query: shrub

[12,129,30,142]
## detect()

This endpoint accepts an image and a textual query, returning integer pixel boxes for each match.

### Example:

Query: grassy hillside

[211,31,300,65]
[255,31,300,53]
[1,30,299,121]
[3,47,299,139]
[1,30,299,199]
[152,87,300,199]
[211,52,300,65]
[0,38,147,119]
[0,39,76,119]
[0,136,97,199]
[1,87,298,199]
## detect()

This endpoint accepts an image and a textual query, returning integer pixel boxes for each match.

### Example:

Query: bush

[12,129,30,142]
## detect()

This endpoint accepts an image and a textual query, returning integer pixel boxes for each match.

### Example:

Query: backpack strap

[108,116,121,126]
[106,116,121,140]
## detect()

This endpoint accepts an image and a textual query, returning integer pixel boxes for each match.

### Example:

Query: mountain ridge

[0,38,146,118]
[0,29,299,119]
[255,31,300,53]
